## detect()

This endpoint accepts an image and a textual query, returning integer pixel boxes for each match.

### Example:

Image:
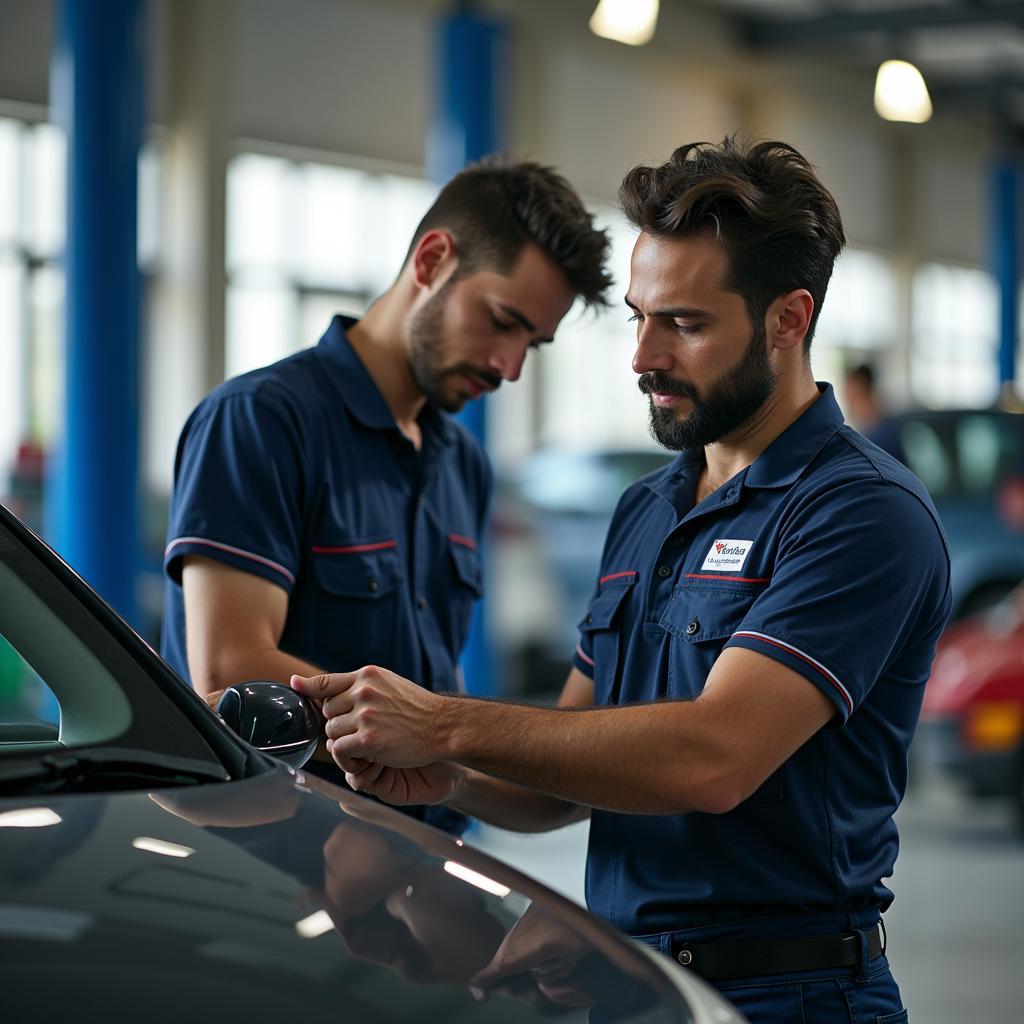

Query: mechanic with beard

[161,158,612,832]
[291,138,952,1023]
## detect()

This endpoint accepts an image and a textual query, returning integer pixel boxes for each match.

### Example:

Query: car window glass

[901,420,953,496]
[0,631,58,729]
[0,559,131,748]
[957,415,1020,493]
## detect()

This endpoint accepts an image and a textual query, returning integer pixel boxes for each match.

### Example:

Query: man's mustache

[637,372,698,401]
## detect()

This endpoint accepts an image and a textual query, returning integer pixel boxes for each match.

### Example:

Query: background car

[491,447,673,697]
[893,407,1024,618]
[0,500,746,1024]
[918,586,1024,830]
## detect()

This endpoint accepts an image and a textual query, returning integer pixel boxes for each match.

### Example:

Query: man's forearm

[192,645,322,698]
[444,767,589,833]
[437,697,722,815]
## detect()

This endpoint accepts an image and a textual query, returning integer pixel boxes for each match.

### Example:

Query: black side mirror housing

[217,681,320,768]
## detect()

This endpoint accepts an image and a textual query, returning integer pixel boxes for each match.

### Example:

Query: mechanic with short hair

[161,158,613,832]
[293,138,951,1023]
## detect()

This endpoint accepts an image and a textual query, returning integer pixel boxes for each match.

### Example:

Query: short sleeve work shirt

[573,385,951,936]
[161,316,491,698]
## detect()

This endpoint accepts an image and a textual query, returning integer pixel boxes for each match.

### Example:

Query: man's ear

[768,289,814,352]
[410,230,457,292]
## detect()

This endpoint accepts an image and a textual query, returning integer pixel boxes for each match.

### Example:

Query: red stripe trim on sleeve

[599,570,638,585]
[731,630,854,715]
[685,573,770,584]
[575,644,595,668]
[448,534,478,551]
[312,540,398,554]
[165,537,296,585]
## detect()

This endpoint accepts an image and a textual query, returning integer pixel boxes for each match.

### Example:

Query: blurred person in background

[843,361,906,463]
[294,138,951,1024]
[160,158,612,834]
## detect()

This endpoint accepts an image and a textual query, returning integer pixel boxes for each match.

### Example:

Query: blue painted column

[992,156,1020,394]
[48,0,146,626]
[428,9,507,695]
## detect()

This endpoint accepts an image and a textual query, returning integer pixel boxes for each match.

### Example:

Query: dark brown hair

[619,137,846,348]
[406,157,612,309]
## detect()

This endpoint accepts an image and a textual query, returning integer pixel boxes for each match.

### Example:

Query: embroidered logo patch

[701,539,753,572]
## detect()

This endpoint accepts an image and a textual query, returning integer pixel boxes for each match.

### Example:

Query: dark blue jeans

[639,911,907,1024]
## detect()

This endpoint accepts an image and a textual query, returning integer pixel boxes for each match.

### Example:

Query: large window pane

[25,123,65,259]
[912,263,998,408]
[226,153,291,274]
[814,248,896,350]
[0,259,25,487]
[0,119,19,250]
[226,282,298,378]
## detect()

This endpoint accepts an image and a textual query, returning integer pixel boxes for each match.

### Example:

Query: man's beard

[638,320,776,451]
[409,283,501,413]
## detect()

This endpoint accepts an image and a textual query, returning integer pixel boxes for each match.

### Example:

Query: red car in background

[918,589,1024,829]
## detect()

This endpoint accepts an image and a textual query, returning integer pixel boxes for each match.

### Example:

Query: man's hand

[338,759,464,806]
[202,688,225,713]
[291,667,461,805]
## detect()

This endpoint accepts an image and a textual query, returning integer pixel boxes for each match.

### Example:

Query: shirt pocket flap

[313,545,403,598]
[448,537,484,596]
[660,579,765,643]
[578,576,637,633]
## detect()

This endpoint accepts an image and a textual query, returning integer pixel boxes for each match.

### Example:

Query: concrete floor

[467,773,1024,1024]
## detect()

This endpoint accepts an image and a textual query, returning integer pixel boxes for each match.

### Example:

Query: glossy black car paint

[0,502,744,1023]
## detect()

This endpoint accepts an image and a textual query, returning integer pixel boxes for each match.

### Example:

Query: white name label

[701,539,753,573]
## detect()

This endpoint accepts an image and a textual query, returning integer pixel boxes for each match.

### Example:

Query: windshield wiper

[0,747,231,795]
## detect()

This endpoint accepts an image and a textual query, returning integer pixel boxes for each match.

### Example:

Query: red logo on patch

[715,542,725,553]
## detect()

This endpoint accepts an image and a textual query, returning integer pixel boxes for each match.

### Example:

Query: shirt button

[417,596,428,610]
[686,619,700,636]
[367,578,380,593]
[416,495,424,507]
[657,565,672,578]
[585,614,593,624]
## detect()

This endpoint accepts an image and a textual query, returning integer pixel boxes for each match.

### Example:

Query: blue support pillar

[48,0,146,626]
[992,156,1020,395]
[428,9,507,695]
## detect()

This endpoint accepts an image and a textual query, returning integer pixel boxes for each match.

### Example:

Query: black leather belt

[671,924,884,982]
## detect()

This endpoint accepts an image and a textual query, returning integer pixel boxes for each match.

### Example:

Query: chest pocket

[313,545,404,599]
[310,544,404,670]
[578,575,637,705]
[660,577,782,805]
[446,537,485,654]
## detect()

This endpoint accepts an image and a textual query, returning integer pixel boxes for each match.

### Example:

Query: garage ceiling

[698,0,1024,122]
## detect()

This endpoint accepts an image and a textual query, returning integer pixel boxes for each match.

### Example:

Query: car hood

[0,764,738,1024]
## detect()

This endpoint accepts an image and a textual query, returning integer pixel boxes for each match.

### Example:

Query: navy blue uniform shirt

[161,316,490,827]
[573,384,951,937]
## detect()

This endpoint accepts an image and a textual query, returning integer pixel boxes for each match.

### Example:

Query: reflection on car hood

[0,766,736,1024]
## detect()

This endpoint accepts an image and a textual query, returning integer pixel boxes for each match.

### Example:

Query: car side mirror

[216,681,320,768]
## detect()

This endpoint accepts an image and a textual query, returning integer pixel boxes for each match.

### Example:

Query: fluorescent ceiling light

[443,860,511,898]
[131,836,195,858]
[589,0,659,47]
[0,807,62,828]
[874,60,932,123]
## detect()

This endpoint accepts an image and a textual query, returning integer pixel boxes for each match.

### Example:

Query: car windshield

[0,509,231,785]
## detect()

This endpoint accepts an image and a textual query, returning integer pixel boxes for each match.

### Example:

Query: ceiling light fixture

[874,59,933,123]
[589,0,659,47]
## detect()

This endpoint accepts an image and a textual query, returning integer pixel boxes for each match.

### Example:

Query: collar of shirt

[643,382,845,515]
[744,382,844,489]
[316,314,457,448]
